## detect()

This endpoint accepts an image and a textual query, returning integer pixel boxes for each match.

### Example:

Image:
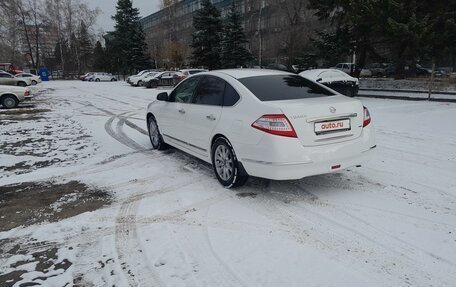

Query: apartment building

[140,0,323,67]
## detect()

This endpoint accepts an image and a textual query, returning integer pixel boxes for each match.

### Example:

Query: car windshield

[239,75,335,101]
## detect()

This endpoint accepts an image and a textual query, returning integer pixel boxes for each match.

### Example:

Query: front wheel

[211,138,248,188]
[1,95,19,109]
[32,80,37,85]
[95,78,100,82]
[148,117,167,150]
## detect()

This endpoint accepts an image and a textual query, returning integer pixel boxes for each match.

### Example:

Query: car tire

[150,81,158,88]
[32,80,37,85]
[148,116,167,150]
[1,95,19,109]
[211,137,249,188]
[111,78,116,82]
[95,78,100,82]
[137,80,142,87]
[17,82,27,87]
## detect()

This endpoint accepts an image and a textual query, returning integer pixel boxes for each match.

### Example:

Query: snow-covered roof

[214,69,293,79]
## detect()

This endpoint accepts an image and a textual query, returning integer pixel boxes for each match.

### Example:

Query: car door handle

[206,114,216,121]
[178,109,185,114]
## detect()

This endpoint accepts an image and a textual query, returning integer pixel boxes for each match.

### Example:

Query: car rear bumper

[238,127,375,180]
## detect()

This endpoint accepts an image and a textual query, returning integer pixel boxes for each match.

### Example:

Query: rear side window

[239,75,335,101]
[192,76,225,106]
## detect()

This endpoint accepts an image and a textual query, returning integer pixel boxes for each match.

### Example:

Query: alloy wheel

[214,145,234,181]
[149,120,160,148]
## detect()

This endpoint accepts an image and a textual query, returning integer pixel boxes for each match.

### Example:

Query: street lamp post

[257,0,264,67]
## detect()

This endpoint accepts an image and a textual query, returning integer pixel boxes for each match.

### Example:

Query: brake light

[252,114,297,138]
[363,106,371,127]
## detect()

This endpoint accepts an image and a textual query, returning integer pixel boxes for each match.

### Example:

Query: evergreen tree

[220,2,253,68]
[93,41,107,71]
[191,0,222,69]
[112,0,150,75]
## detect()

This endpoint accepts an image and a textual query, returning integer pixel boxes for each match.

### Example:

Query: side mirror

[316,78,323,82]
[157,92,169,101]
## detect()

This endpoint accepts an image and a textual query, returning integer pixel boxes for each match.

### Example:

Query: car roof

[300,69,357,82]
[180,69,205,72]
[212,69,294,79]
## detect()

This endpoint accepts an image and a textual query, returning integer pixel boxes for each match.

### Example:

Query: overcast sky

[87,0,161,31]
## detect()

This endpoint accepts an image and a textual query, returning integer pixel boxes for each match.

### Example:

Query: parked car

[80,72,94,81]
[87,73,117,82]
[139,72,163,87]
[179,69,207,79]
[265,63,295,73]
[15,72,42,85]
[299,69,359,97]
[145,71,181,88]
[127,69,160,85]
[0,71,32,87]
[334,63,372,77]
[0,85,30,109]
[130,71,160,87]
[366,63,389,77]
[146,69,376,188]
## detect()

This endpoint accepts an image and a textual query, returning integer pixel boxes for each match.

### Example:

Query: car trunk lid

[264,95,364,146]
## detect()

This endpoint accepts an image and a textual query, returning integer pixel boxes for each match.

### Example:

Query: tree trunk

[18,3,36,69]
[428,58,435,101]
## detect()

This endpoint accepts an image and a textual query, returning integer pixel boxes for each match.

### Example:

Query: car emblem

[329,106,336,113]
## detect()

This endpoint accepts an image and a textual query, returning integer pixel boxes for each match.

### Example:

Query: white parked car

[131,71,159,87]
[87,73,117,82]
[15,72,42,85]
[179,69,207,78]
[0,85,30,108]
[299,69,359,97]
[334,63,372,77]
[127,70,158,85]
[0,71,32,87]
[146,69,376,188]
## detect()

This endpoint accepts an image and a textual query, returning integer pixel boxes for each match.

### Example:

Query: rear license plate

[315,119,350,134]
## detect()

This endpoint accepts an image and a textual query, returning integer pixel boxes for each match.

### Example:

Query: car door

[184,76,226,156]
[2,73,16,85]
[158,76,203,144]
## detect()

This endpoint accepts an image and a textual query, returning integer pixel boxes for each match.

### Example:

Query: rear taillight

[363,106,371,127]
[252,114,297,138]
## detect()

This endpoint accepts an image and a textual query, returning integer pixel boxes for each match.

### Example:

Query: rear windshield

[239,75,335,101]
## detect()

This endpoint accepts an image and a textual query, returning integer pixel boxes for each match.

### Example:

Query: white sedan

[0,85,29,108]
[131,71,159,87]
[146,69,376,188]
[15,72,42,85]
[87,73,117,82]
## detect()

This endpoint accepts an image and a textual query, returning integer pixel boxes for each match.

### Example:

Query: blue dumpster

[39,68,49,81]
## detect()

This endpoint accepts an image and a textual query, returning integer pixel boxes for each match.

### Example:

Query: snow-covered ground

[1,81,455,287]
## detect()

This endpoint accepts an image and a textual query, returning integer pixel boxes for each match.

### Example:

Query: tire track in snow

[115,175,210,287]
[269,181,456,286]
[235,181,402,286]
[116,117,148,151]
